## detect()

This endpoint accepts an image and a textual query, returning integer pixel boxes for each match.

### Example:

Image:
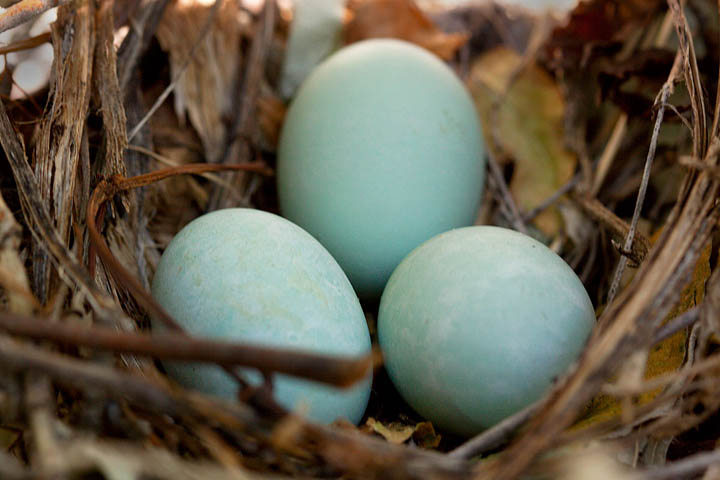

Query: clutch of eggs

[151,39,594,434]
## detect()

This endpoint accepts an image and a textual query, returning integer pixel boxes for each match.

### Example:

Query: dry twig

[0,0,68,34]
[0,311,373,387]
[606,57,679,303]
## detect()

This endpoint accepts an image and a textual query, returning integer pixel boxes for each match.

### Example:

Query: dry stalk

[32,0,95,303]
[0,31,50,54]
[0,311,373,387]
[448,402,539,460]
[95,0,128,180]
[635,448,720,480]
[607,70,675,303]
[572,193,651,266]
[116,0,171,91]
[0,0,68,34]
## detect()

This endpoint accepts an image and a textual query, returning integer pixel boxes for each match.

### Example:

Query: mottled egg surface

[378,226,595,436]
[151,208,372,424]
[277,39,485,298]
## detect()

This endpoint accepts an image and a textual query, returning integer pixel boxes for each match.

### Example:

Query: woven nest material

[1,0,720,478]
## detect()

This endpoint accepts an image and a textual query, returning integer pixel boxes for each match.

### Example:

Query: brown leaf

[362,418,441,449]
[156,0,246,163]
[344,0,467,60]
[412,422,441,449]
[364,417,415,444]
[550,0,663,47]
[469,47,576,236]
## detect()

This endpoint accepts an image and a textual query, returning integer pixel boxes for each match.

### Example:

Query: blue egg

[277,39,485,299]
[151,208,372,424]
[378,226,595,436]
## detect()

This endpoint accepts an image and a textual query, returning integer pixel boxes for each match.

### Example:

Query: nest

[1,0,719,478]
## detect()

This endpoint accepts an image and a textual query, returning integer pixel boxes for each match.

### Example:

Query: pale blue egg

[277,39,485,299]
[378,226,595,436]
[151,208,372,424]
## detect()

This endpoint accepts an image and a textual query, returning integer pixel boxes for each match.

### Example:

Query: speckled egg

[151,208,372,424]
[378,226,595,436]
[277,39,485,299]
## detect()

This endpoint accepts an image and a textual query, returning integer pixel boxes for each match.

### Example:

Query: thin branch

[679,155,720,179]
[0,31,50,54]
[0,0,67,34]
[573,193,651,266]
[0,332,258,425]
[0,311,374,388]
[652,307,699,345]
[126,144,246,199]
[448,401,538,460]
[606,57,679,304]
[522,174,580,223]
[487,154,528,234]
[86,162,272,332]
[636,448,720,480]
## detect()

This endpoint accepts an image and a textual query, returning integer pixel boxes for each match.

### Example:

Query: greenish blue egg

[151,208,372,424]
[277,39,485,299]
[378,226,595,436]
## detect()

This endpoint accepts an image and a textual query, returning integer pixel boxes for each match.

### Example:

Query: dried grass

[1,0,720,478]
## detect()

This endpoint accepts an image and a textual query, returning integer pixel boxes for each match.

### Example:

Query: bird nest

[1,0,719,478]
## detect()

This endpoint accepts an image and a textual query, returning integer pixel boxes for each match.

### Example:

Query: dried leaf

[344,0,467,60]
[469,47,576,236]
[156,0,245,163]
[413,421,441,449]
[549,0,663,47]
[364,417,415,444]
[362,418,441,448]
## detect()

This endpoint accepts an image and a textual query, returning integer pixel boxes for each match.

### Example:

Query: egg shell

[378,226,595,436]
[277,39,485,299]
[151,208,372,424]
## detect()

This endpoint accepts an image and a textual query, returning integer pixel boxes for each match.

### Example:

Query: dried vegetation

[1,0,720,478]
